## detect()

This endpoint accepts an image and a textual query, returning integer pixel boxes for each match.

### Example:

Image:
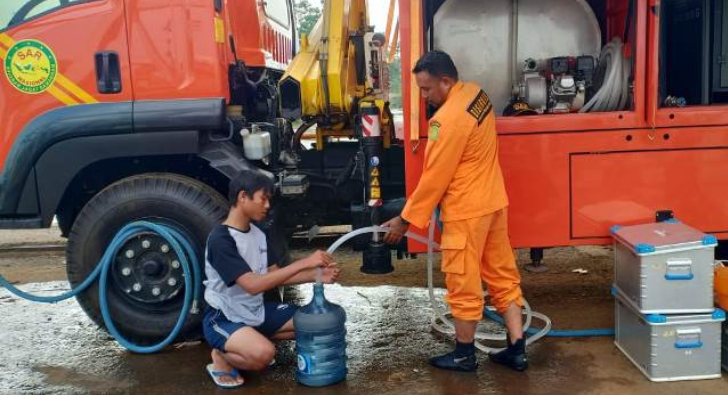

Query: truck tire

[66,173,228,345]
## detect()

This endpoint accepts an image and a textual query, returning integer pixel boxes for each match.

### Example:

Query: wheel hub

[113,232,185,304]
[142,259,164,276]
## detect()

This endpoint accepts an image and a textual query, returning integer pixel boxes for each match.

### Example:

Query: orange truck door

[0,0,132,220]
[124,0,229,101]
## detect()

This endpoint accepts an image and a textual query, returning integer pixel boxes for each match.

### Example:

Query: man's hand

[300,250,333,270]
[382,216,410,245]
[319,263,341,284]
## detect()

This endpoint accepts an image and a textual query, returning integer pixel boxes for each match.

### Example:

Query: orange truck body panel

[124,0,291,101]
[400,0,728,252]
[0,0,291,173]
[226,0,293,69]
[0,0,128,173]
[124,0,228,101]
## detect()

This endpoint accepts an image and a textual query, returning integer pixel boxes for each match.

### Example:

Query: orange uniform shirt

[401,81,509,229]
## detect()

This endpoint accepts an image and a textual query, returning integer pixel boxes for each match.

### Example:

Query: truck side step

[0,217,43,229]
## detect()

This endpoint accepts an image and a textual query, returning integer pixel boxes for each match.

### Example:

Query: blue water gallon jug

[293,283,347,387]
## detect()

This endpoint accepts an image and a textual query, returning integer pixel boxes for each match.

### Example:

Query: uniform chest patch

[428,121,441,141]
[467,90,492,125]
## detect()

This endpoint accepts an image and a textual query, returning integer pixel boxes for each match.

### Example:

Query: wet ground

[1,227,727,394]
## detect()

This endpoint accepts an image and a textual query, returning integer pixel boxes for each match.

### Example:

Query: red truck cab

[0,0,296,341]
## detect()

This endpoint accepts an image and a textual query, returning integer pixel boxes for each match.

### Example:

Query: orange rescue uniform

[401,81,524,319]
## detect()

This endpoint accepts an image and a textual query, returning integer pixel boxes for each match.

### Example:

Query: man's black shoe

[429,351,478,372]
[489,337,528,371]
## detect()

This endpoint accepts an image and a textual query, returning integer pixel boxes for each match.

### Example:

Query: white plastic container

[241,126,272,160]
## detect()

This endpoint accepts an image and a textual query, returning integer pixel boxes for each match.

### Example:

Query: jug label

[297,354,311,373]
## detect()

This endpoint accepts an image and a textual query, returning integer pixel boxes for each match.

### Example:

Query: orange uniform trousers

[440,208,524,320]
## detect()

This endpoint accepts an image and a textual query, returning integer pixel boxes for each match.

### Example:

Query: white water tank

[433,0,602,114]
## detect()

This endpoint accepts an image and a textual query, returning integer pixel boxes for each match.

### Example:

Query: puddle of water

[0,282,128,395]
[33,365,133,393]
[0,282,465,394]
[6,281,723,395]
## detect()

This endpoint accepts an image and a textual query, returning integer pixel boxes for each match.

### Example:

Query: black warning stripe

[467,90,492,125]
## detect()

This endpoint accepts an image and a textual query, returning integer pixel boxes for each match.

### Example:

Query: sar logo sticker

[5,39,58,94]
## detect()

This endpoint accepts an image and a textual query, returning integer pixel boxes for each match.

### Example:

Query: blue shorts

[202,303,298,352]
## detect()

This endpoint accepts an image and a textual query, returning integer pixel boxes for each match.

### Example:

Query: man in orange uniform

[383,51,527,372]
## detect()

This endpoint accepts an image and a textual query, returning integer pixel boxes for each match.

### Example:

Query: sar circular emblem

[5,39,58,94]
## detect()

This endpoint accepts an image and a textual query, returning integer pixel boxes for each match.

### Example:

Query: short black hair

[412,50,459,80]
[228,170,275,206]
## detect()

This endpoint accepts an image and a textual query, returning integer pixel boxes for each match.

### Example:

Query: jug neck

[313,283,326,308]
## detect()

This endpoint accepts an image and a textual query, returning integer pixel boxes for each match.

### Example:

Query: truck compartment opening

[661,0,728,107]
[428,0,636,117]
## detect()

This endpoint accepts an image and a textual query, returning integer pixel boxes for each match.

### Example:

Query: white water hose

[580,37,631,113]
[323,217,552,354]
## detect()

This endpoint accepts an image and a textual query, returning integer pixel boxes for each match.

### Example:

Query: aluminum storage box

[723,322,728,372]
[611,221,717,314]
[614,291,725,382]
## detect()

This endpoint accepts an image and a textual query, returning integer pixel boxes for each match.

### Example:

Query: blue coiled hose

[483,309,614,338]
[0,221,202,354]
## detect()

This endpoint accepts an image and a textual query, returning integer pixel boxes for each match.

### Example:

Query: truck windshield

[1,0,87,30]
[265,0,290,28]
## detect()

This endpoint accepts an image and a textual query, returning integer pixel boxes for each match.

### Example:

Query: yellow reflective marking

[214,16,226,44]
[47,85,79,106]
[55,74,98,103]
[0,33,15,48]
[0,33,97,104]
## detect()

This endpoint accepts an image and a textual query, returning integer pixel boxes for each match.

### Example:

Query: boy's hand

[301,250,333,269]
[320,263,341,284]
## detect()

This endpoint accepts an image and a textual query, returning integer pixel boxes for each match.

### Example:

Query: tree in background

[294,0,322,36]
[388,47,402,110]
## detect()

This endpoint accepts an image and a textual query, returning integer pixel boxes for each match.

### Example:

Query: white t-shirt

[203,224,282,325]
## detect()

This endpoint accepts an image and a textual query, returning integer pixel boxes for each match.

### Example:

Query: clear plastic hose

[324,220,552,354]
[580,38,629,113]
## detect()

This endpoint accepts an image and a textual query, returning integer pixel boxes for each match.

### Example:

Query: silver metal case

[612,221,717,314]
[614,292,725,382]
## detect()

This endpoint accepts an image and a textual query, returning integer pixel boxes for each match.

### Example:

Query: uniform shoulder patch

[428,121,441,142]
[467,90,492,125]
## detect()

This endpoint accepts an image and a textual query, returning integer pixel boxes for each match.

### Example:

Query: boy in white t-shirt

[203,171,339,388]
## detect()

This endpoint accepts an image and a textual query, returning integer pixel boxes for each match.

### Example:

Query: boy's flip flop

[206,363,244,389]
